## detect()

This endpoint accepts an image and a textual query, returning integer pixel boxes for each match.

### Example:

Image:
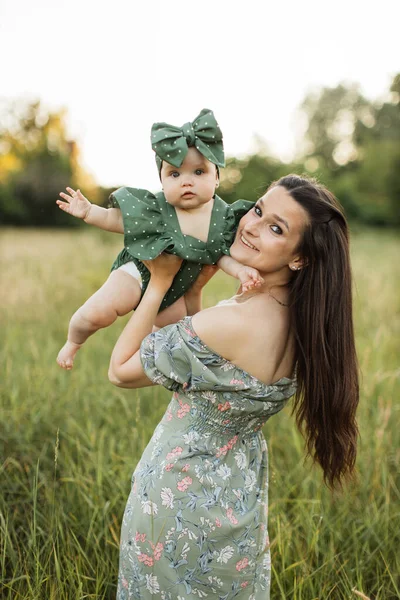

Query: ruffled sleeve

[140,321,224,392]
[221,199,255,255]
[140,317,297,403]
[110,187,175,260]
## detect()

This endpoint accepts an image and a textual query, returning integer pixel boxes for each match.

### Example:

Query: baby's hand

[56,187,92,220]
[237,266,264,292]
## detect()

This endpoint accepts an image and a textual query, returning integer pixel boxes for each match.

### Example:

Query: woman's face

[230,185,309,276]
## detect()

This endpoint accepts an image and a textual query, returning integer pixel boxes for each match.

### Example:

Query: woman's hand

[142,253,183,291]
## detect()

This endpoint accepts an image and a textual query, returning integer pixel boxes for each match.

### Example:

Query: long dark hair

[270,174,359,489]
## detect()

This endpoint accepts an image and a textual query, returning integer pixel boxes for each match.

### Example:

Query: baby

[56,109,262,369]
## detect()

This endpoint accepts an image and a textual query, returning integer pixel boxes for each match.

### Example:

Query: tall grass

[1,227,399,599]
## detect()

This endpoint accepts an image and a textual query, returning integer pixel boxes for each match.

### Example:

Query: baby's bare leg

[57,270,142,369]
[153,296,187,330]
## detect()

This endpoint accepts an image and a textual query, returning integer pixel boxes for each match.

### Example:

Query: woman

[109,175,359,599]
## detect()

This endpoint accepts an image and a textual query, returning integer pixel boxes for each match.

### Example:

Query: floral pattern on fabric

[117,317,296,599]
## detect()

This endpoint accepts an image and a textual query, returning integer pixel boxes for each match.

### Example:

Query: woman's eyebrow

[259,198,290,231]
[272,214,290,232]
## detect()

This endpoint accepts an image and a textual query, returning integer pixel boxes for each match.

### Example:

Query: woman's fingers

[142,253,183,278]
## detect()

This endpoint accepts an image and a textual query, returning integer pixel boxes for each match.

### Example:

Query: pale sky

[1,0,399,190]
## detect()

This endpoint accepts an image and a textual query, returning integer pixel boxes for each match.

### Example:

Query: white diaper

[117,261,142,286]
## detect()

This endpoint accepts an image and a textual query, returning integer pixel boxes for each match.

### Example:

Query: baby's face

[161,147,218,210]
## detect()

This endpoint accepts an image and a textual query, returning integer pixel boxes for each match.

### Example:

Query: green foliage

[218,74,400,226]
[2,74,399,227]
[0,228,399,599]
[0,100,79,226]
[298,74,400,226]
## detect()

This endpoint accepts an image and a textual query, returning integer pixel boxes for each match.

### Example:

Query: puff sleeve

[221,199,255,255]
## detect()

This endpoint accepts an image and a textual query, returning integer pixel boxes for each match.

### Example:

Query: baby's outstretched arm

[217,255,264,292]
[56,187,123,233]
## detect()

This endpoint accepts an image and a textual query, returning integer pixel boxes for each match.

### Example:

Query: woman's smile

[240,233,259,251]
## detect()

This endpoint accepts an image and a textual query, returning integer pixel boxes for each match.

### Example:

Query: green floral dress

[110,188,254,310]
[117,317,296,599]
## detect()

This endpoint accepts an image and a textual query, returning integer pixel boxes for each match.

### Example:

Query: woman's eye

[195,169,204,175]
[254,205,262,216]
[271,224,283,235]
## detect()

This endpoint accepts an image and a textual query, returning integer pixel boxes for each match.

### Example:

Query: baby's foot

[56,341,82,370]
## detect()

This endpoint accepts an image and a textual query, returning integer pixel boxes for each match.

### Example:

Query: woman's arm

[184,265,219,316]
[57,187,123,233]
[108,254,183,388]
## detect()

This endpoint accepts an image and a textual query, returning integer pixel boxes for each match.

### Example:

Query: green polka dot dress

[110,188,254,310]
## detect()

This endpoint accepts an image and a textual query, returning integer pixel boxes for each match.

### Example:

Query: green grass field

[1,227,399,599]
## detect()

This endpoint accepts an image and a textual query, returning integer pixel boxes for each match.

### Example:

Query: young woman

[109,175,359,600]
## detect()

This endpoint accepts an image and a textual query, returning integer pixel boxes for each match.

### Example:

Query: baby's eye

[195,169,204,175]
[171,171,180,178]
[254,205,262,216]
[271,224,283,235]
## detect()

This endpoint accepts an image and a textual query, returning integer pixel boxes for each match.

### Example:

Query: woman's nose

[243,218,259,237]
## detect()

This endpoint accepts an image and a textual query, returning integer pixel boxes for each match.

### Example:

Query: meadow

[1,227,399,599]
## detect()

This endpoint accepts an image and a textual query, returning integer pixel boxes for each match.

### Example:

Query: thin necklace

[236,288,289,307]
[268,290,289,307]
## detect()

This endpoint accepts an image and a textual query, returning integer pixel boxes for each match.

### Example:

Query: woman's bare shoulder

[191,294,290,365]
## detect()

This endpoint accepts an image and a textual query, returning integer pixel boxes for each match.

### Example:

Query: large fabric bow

[151,108,225,173]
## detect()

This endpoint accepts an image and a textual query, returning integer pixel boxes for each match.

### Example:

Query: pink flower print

[177,476,193,492]
[222,419,231,425]
[227,435,238,450]
[215,518,222,528]
[138,553,154,567]
[183,325,195,337]
[152,542,164,561]
[235,557,249,572]
[135,532,146,543]
[217,401,231,412]
[230,378,244,386]
[165,463,174,472]
[181,464,190,472]
[166,446,183,460]
[216,445,228,458]
[122,576,129,589]
[226,507,238,525]
[182,382,188,390]
[241,581,249,588]
[166,408,173,422]
[177,400,190,419]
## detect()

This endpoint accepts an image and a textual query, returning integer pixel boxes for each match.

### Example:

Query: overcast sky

[1,0,399,190]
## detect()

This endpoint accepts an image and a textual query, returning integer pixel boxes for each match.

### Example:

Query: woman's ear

[289,256,307,271]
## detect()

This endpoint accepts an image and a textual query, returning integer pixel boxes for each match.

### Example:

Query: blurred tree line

[220,73,400,226]
[0,100,100,226]
[0,73,399,227]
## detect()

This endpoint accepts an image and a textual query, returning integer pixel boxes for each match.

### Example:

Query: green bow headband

[151,108,225,176]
